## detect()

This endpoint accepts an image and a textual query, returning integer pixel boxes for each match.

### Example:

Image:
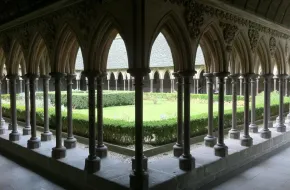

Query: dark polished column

[22,76,31,135]
[228,74,240,139]
[204,73,217,146]
[179,71,196,170]
[41,75,52,141]
[276,74,287,132]
[173,73,183,156]
[27,74,41,149]
[261,74,272,138]
[85,72,101,173]
[128,69,149,190]
[50,72,66,159]
[240,74,253,147]
[213,72,229,157]
[7,74,20,141]
[64,74,77,149]
[0,76,6,135]
[96,75,108,158]
[249,74,258,133]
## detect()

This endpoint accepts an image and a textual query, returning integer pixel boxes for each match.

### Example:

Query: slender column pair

[22,75,31,135]
[64,74,77,149]
[26,74,41,149]
[228,74,240,139]
[85,71,101,173]
[204,73,217,146]
[276,74,287,132]
[0,76,6,134]
[179,71,196,170]
[261,74,272,139]
[173,73,183,156]
[41,75,52,141]
[249,74,258,133]
[7,74,20,141]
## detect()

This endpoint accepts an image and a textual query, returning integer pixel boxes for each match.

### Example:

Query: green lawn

[74,99,235,121]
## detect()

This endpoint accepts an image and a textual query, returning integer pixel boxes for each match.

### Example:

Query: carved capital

[248,28,259,52]
[269,37,276,56]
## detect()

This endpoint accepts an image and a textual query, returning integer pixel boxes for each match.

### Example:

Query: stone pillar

[256,77,259,95]
[150,79,153,92]
[19,78,23,93]
[76,79,79,90]
[160,79,163,93]
[239,76,243,96]
[128,78,131,91]
[267,74,274,128]
[196,79,199,94]
[213,72,229,157]
[41,75,52,141]
[85,72,101,173]
[228,74,240,139]
[50,72,66,159]
[35,78,39,92]
[224,77,228,95]
[27,74,41,149]
[173,73,183,157]
[240,74,253,147]
[276,74,287,132]
[285,77,288,96]
[7,74,20,141]
[85,78,88,91]
[124,80,126,91]
[249,74,258,133]
[204,73,217,146]
[64,74,77,149]
[179,71,195,171]
[171,79,175,92]
[261,74,272,139]
[193,79,196,94]
[23,76,31,135]
[0,77,5,134]
[107,79,110,90]
[6,79,9,94]
[115,80,118,91]
[96,75,108,158]
[273,75,277,91]
[128,69,149,190]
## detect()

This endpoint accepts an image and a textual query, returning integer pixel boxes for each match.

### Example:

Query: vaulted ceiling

[220,0,290,28]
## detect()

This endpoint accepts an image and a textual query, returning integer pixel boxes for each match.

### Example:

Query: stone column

[240,74,253,147]
[171,79,175,92]
[76,79,79,90]
[273,75,277,91]
[64,74,77,149]
[124,80,126,91]
[128,78,131,91]
[249,74,258,133]
[19,78,23,93]
[7,74,20,141]
[27,74,41,149]
[160,79,163,93]
[224,77,228,95]
[228,74,240,139]
[85,72,101,173]
[267,74,274,128]
[256,77,259,95]
[107,79,110,90]
[115,80,118,91]
[0,77,5,134]
[260,74,272,139]
[50,72,66,159]
[193,79,196,94]
[6,79,9,94]
[128,69,149,190]
[196,79,199,94]
[85,78,88,91]
[150,79,153,92]
[204,73,217,146]
[239,76,243,96]
[41,75,52,141]
[22,76,31,135]
[213,72,229,157]
[276,74,287,132]
[179,71,195,171]
[285,77,288,96]
[96,75,108,158]
[173,73,183,157]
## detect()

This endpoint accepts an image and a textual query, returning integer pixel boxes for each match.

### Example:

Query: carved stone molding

[219,22,238,45]
[269,37,276,56]
[248,28,259,51]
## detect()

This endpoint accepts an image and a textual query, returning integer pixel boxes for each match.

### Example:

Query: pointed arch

[8,40,26,75]
[255,36,271,74]
[272,41,286,74]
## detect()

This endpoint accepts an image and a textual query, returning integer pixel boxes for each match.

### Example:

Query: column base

[0,128,5,135]
[240,135,253,147]
[9,132,20,141]
[228,129,240,139]
[249,124,258,133]
[276,124,286,132]
[129,171,149,190]
[64,137,77,149]
[214,143,228,157]
[132,156,148,171]
[23,127,31,136]
[27,138,41,149]
[268,121,273,128]
[260,129,271,139]
[85,156,101,173]
[204,135,217,147]
[173,143,183,157]
[8,123,12,130]
[96,145,108,158]
[41,132,52,141]
[179,154,195,171]
[52,146,66,159]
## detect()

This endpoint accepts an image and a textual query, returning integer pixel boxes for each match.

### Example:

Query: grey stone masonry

[261,74,272,139]
[41,75,52,141]
[249,74,258,133]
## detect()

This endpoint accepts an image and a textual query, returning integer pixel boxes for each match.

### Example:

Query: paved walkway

[0,153,65,190]
[212,145,290,190]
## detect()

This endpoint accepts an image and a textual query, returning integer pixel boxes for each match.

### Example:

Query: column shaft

[23,77,31,135]
[128,78,131,91]
[160,79,163,93]
[124,80,126,91]
[0,78,5,134]
[249,75,258,133]
[276,75,286,132]
[41,76,52,141]
[239,76,243,96]
[150,79,153,92]
[115,80,118,91]
[261,74,272,138]
[228,75,240,139]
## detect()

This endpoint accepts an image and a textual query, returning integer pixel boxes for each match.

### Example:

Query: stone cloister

[1,0,290,190]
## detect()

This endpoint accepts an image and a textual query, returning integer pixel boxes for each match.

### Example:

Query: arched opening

[117,72,124,91]
[109,73,116,90]
[153,71,160,92]
[163,71,171,93]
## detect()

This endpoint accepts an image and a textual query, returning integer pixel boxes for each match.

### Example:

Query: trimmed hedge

[2,96,289,145]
